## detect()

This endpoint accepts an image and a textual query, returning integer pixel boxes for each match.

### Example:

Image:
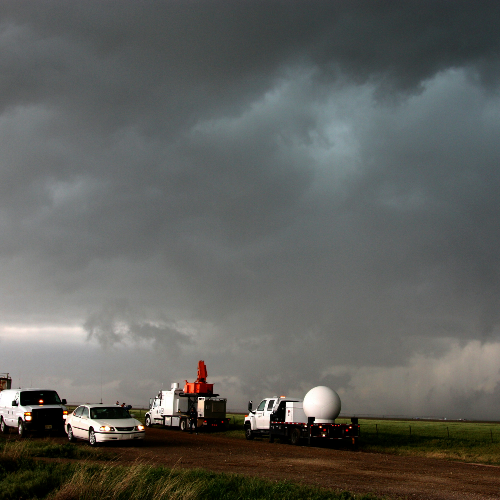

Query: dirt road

[46,428,500,499]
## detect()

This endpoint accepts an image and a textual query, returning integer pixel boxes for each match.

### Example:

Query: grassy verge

[0,438,109,461]
[0,439,385,500]
[337,418,500,465]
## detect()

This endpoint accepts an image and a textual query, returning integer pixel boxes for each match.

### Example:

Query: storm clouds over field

[1,1,500,418]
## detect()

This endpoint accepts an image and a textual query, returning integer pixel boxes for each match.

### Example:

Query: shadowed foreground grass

[0,439,386,500]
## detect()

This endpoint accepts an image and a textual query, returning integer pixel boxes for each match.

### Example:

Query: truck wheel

[18,420,26,438]
[290,428,301,446]
[0,418,8,434]
[244,427,254,440]
[179,419,188,432]
[89,428,98,446]
[145,415,152,427]
[67,425,75,442]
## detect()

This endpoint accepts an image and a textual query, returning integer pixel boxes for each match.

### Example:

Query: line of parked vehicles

[0,364,360,447]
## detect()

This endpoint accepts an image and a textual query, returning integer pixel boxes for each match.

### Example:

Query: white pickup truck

[244,387,359,446]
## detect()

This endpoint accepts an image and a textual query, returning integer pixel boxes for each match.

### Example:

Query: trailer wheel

[290,428,301,446]
[180,419,188,432]
[244,427,254,440]
[145,415,152,427]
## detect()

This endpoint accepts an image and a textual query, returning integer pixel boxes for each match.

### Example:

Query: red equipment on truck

[184,360,213,395]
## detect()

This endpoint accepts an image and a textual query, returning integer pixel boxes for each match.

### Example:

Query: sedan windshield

[20,391,62,405]
[90,407,131,420]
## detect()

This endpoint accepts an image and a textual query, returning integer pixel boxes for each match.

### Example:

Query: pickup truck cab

[244,396,300,439]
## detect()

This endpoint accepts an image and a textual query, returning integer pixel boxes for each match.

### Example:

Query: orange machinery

[183,360,214,395]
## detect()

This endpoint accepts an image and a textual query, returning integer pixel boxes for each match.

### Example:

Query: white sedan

[65,404,145,446]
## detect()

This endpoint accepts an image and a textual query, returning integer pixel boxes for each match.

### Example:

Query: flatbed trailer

[270,417,360,445]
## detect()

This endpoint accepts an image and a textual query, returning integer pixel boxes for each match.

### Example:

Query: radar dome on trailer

[303,386,341,423]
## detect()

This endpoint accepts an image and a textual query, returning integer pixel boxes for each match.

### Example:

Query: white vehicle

[244,386,359,446]
[145,360,229,431]
[65,404,145,446]
[145,384,229,431]
[0,388,67,437]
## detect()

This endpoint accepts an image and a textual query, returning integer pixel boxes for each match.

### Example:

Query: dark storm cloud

[2,1,500,418]
[83,299,192,348]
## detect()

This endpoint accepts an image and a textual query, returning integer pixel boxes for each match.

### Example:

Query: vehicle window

[90,407,131,419]
[81,407,90,418]
[256,400,267,411]
[20,391,61,406]
[267,400,275,410]
[74,406,85,417]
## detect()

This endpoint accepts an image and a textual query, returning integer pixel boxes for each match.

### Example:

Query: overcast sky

[1,1,500,419]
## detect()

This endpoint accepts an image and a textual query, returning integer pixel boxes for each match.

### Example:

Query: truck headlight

[24,412,32,422]
[99,425,115,432]
[135,425,145,431]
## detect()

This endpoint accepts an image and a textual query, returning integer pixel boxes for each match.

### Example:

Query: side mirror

[62,399,67,405]
[149,398,152,410]
[12,400,18,406]
[248,400,253,412]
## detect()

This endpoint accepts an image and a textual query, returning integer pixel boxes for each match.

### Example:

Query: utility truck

[244,385,359,446]
[0,373,11,392]
[145,360,229,431]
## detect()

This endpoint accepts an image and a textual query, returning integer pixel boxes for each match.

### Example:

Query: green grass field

[352,418,500,464]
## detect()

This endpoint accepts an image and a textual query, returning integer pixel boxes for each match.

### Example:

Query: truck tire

[244,427,254,440]
[18,420,26,438]
[145,415,152,427]
[290,428,301,446]
[179,419,188,432]
[67,425,75,442]
[0,418,8,434]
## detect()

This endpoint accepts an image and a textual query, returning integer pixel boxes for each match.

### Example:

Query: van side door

[6,392,20,426]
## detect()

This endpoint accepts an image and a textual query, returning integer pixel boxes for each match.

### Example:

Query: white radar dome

[303,386,341,423]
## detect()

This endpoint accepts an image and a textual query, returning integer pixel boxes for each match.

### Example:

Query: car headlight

[99,425,115,432]
[135,425,145,431]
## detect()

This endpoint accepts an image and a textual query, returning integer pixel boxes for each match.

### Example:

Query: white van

[0,388,67,437]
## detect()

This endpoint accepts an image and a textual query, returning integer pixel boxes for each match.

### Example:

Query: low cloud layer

[1,1,500,418]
